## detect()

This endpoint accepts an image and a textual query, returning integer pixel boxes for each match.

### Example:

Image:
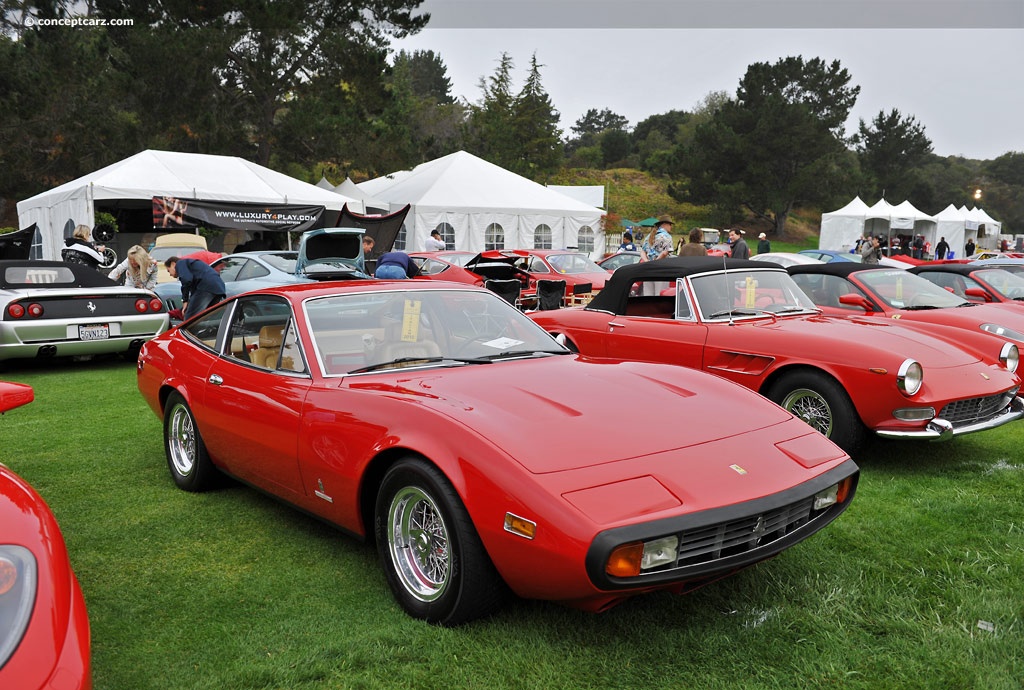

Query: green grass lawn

[3,359,1023,689]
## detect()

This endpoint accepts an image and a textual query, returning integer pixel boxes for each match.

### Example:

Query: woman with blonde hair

[108,245,159,289]
[61,224,106,268]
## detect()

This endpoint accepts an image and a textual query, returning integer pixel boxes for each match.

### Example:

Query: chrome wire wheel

[387,486,451,602]
[167,403,197,478]
[781,387,833,437]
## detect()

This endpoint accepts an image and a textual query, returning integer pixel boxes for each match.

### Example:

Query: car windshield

[440,253,474,267]
[973,269,1024,299]
[546,253,604,274]
[150,246,198,261]
[690,269,818,320]
[261,253,298,273]
[857,270,969,309]
[304,288,568,375]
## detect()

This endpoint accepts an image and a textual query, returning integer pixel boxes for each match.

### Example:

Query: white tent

[820,197,937,254]
[933,204,969,258]
[334,177,390,214]
[18,149,362,260]
[358,151,606,257]
[819,196,870,251]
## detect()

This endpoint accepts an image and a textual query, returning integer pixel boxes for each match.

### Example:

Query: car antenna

[722,251,735,326]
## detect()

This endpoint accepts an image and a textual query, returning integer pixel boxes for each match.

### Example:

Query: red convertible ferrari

[137,280,859,624]
[788,263,1024,346]
[529,257,1024,455]
[0,382,91,690]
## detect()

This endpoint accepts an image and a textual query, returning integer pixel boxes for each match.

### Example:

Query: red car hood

[734,313,987,370]
[348,356,795,474]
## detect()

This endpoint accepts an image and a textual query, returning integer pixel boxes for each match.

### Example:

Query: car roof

[244,278,478,301]
[588,256,774,313]
[908,263,980,277]
[787,262,878,278]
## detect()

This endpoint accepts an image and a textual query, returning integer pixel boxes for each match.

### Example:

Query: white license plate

[79,324,110,341]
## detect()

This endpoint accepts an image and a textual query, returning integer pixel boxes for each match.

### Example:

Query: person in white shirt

[425,229,446,251]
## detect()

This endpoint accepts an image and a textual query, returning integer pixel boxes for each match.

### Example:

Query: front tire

[767,370,866,455]
[375,458,506,625]
[163,392,219,491]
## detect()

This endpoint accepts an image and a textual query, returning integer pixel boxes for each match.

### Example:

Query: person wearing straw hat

[644,215,675,261]
[757,232,771,255]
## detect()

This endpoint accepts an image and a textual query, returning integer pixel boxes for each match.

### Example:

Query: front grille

[667,497,814,571]
[940,392,1012,427]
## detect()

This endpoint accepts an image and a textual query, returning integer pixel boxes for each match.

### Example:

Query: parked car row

[6,231,1024,676]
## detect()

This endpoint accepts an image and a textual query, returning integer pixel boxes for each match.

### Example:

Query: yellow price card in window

[402,300,422,341]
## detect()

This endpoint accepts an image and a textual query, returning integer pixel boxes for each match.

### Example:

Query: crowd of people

[614,217,770,261]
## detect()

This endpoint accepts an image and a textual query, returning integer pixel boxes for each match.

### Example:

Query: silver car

[0,260,169,362]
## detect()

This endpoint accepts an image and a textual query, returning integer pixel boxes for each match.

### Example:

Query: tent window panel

[394,224,407,251]
[577,225,595,253]
[485,223,504,250]
[534,224,552,250]
[436,223,455,248]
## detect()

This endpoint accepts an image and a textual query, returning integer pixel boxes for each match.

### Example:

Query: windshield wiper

[484,349,570,360]
[901,305,940,310]
[708,308,774,319]
[348,356,493,374]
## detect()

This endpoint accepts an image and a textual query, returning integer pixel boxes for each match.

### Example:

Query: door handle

[208,374,223,386]
[609,321,626,329]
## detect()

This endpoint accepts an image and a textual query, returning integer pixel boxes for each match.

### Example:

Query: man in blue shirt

[165,256,227,319]
[374,251,419,279]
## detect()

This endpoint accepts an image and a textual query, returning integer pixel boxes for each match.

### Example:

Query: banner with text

[152,197,326,233]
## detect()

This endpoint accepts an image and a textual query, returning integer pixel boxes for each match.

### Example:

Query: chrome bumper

[876,395,1024,441]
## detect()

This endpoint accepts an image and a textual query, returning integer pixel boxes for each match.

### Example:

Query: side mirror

[964,287,992,302]
[0,382,34,414]
[838,293,876,311]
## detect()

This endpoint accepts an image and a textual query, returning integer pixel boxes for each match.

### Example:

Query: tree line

[2,2,1021,235]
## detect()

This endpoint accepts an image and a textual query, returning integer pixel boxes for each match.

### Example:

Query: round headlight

[897,358,923,396]
[1000,342,1019,373]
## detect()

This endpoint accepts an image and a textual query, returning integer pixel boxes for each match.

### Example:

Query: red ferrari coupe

[529,257,1023,455]
[908,263,1024,308]
[0,382,91,690]
[788,263,1024,346]
[137,280,859,624]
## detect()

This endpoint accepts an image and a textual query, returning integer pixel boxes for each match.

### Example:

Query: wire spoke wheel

[781,387,834,437]
[162,392,219,492]
[167,402,197,478]
[387,486,451,602]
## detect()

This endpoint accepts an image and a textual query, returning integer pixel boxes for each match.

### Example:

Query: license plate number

[79,324,110,341]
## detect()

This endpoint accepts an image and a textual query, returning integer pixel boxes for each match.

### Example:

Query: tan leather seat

[252,325,284,369]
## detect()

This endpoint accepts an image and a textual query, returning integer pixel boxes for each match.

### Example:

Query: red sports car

[788,263,1024,346]
[529,257,1023,455]
[137,280,859,624]
[510,249,609,302]
[0,382,91,690]
[908,263,1024,308]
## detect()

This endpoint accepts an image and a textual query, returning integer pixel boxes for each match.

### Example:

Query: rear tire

[375,458,507,625]
[163,392,219,491]
[767,370,866,455]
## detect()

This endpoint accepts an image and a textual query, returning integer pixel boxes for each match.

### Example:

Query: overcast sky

[393,1,1024,161]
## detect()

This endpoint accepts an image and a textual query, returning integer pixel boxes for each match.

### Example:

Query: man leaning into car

[165,256,227,319]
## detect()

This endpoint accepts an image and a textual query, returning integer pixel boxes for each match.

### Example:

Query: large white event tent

[821,197,951,253]
[357,151,607,256]
[18,149,362,261]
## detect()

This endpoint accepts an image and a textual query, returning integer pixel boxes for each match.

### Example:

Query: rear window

[3,265,76,286]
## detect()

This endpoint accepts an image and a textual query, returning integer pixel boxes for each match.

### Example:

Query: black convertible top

[908,263,985,278]
[787,262,885,278]
[587,256,779,314]
[0,260,120,289]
